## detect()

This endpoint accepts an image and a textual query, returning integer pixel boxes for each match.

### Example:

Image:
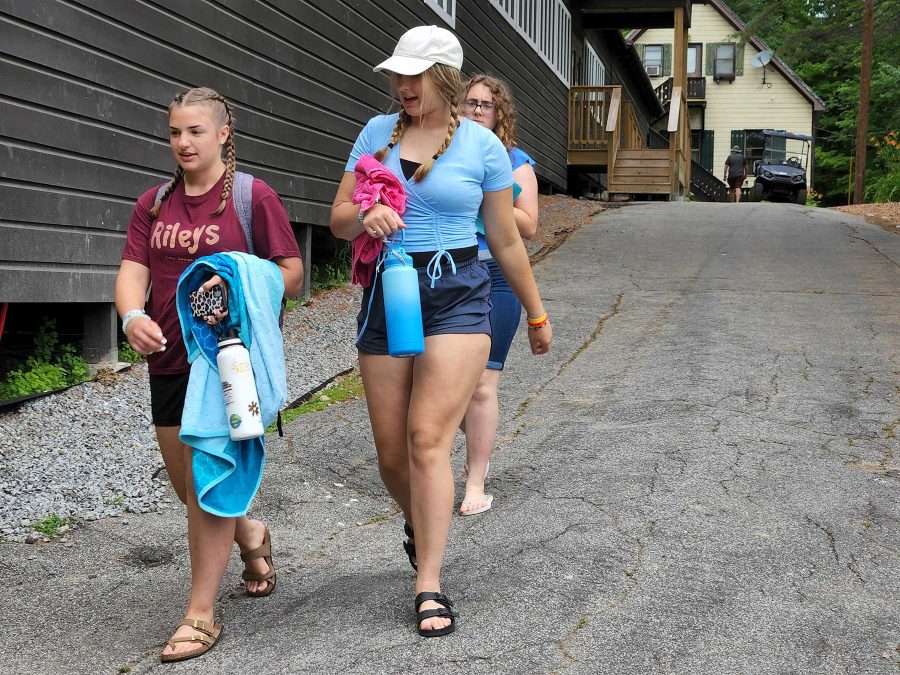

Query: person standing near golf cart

[725,145,746,202]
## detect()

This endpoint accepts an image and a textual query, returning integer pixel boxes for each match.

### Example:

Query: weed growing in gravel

[33,513,69,538]
[268,371,363,431]
[118,341,144,364]
[105,494,125,507]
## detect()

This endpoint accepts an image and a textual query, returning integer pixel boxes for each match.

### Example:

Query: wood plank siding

[0,0,570,304]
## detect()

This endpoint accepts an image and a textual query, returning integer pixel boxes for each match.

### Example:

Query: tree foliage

[727,0,900,204]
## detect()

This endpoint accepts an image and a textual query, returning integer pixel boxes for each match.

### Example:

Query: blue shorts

[484,258,522,370]
[356,256,492,355]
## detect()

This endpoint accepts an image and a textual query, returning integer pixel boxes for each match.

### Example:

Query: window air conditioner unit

[646,64,661,77]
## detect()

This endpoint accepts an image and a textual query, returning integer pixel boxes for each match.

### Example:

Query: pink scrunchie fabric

[350,155,407,287]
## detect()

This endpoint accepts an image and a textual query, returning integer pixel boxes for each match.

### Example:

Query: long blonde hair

[464,74,517,150]
[151,87,236,217]
[374,64,462,182]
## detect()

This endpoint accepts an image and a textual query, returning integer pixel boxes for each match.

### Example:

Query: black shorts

[149,373,190,427]
[728,175,746,189]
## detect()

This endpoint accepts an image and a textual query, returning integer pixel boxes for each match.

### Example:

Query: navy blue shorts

[484,258,522,370]
[356,256,492,355]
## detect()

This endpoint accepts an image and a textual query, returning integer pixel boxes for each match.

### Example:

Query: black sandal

[403,521,417,571]
[415,591,458,638]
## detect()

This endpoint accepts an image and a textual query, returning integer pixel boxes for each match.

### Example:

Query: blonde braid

[374,112,408,162]
[214,96,236,215]
[149,166,184,218]
[413,107,459,182]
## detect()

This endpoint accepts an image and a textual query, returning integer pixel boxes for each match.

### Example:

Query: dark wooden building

[0,0,656,362]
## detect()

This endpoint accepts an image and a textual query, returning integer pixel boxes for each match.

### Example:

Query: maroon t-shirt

[121,173,300,375]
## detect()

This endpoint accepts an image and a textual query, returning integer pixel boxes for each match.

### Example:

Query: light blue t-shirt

[345,114,513,255]
[476,146,536,240]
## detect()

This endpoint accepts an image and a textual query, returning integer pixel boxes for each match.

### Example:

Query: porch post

[673,7,687,89]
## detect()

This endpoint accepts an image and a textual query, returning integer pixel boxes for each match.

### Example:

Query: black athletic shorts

[149,373,190,427]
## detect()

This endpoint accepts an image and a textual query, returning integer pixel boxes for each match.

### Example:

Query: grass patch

[118,341,144,364]
[33,513,69,538]
[575,616,589,630]
[283,297,303,314]
[269,371,363,431]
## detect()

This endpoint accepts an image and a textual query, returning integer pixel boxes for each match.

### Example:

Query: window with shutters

[424,0,455,27]
[643,44,663,77]
[714,43,736,81]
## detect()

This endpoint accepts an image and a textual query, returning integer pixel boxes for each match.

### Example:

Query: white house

[628,0,825,188]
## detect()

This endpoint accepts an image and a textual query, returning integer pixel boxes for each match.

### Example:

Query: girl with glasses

[458,74,539,516]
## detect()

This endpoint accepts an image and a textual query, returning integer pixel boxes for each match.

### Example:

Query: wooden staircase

[608,149,673,196]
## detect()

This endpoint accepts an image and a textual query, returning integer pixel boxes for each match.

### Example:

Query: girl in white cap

[330,25,552,637]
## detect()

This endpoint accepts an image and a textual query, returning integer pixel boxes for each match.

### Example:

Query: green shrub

[311,242,351,293]
[0,319,90,400]
[865,131,900,203]
[865,169,900,203]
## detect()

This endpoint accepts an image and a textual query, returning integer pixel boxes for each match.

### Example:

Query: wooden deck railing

[569,85,644,184]
[654,76,706,107]
[568,85,615,151]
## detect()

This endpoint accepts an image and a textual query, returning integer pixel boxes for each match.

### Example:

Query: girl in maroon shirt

[115,87,302,663]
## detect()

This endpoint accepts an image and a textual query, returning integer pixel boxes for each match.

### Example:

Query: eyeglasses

[462,98,496,112]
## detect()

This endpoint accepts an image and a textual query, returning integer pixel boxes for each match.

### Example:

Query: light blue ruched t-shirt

[345,114,514,258]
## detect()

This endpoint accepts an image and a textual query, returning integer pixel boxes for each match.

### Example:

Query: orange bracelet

[527,313,549,329]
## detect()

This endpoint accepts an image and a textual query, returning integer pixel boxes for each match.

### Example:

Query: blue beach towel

[175,252,286,517]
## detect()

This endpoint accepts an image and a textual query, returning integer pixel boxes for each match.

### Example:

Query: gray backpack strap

[232,171,254,254]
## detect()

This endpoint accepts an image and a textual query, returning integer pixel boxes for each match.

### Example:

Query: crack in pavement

[805,515,840,564]
[509,293,624,436]
[846,226,900,272]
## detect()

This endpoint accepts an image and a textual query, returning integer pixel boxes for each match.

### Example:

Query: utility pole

[853,0,874,204]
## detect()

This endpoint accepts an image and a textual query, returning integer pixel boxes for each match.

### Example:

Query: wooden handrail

[667,85,682,133]
[605,87,621,133]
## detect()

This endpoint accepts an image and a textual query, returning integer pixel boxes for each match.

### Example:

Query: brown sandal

[160,617,223,663]
[241,526,276,597]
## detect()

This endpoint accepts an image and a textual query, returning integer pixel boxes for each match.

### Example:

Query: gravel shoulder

[0,285,361,540]
[832,202,900,235]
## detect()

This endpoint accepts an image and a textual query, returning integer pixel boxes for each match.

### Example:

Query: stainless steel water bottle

[216,334,265,440]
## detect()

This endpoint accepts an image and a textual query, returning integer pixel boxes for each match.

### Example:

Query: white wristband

[121,309,148,335]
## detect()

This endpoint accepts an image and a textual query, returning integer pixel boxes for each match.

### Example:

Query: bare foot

[236,519,273,595]
[459,489,494,515]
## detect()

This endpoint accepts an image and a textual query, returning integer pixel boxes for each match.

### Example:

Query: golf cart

[749,130,812,204]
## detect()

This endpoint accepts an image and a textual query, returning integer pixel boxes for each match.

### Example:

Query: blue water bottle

[381,246,424,357]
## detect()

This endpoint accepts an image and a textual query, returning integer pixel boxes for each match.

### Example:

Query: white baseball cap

[374,25,463,75]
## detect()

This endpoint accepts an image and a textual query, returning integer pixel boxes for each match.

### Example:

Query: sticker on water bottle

[229,414,242,429]
[248,401,260,416]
